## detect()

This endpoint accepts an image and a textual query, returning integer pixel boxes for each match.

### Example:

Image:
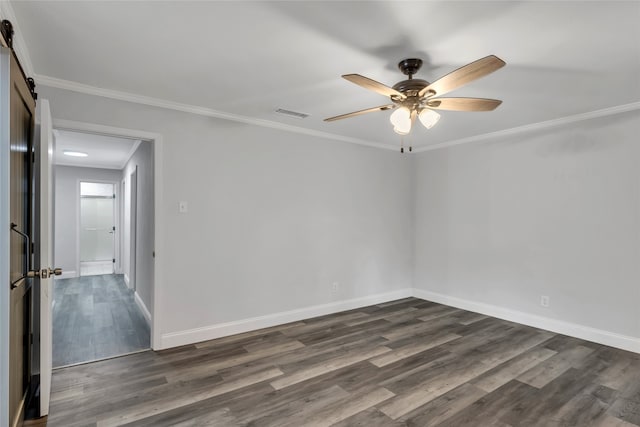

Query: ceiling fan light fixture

[325,54,505,143]
[418,109,441,129]
[390,107,412,135]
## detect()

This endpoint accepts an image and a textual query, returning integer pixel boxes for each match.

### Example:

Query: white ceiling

[54,129,140,169]
[9,1,640,150]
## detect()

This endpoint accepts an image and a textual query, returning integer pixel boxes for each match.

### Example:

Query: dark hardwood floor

[48,298,640,426]
[53,274,150,367]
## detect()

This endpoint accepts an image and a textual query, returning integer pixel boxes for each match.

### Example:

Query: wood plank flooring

[53,274,150,367]
[48,298,640,426]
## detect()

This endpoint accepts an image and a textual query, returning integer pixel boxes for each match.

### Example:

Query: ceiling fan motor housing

[392,78,429,95]
[393,59,431,105]
[392,78,431,110]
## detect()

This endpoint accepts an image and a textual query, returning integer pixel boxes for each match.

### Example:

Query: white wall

[54,165,121,277]
[43,86,640,353]
[413,111,640,342]
[121,141,154,314]
[40,86,415,348]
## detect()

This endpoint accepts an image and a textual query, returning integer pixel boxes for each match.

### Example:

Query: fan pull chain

[399,137,412,153]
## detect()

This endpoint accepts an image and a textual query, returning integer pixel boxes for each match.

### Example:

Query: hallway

[52,274,150,367]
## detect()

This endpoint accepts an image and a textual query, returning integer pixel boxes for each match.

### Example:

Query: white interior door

[36,99,54,416]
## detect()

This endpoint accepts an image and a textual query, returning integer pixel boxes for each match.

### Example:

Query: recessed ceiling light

[63,150,88,157]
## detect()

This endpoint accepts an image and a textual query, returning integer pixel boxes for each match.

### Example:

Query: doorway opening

[80,181,116,276]
[51,129,154,368]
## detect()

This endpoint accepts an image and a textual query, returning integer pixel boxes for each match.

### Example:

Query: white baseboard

[124,273,130,287]
[160,288,413,349]
[412,288,640,354]
[55,270,77,279]
[157,287,640,354]
[134,291,151,327]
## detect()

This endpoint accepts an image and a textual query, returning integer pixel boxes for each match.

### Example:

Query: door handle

[27,267,62,279]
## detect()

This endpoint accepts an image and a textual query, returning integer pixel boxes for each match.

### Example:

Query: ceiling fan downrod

[397,58,423,79]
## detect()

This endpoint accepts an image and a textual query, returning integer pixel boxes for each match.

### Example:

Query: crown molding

[413,101,640,153]
[35,73,640,155]
[0,0,34,76]
[35,74,397,152]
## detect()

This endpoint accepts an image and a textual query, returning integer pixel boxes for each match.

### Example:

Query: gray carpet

[52,274,150,367]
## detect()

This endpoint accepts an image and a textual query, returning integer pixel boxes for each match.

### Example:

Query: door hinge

[113,258,116,263]
[113,193,116,199]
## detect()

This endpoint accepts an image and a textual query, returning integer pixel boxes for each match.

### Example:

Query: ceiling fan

[325,55,506,147]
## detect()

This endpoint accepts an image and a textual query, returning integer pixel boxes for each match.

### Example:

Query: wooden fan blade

[343,74,406,99]
[419,55,506,98]
[324,104,396,122]
[426,97,502,111]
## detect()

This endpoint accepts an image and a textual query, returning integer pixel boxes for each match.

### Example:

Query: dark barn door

[4,35,37,427]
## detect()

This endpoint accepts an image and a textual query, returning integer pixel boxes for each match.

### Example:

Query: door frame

[128,167,137,291]
[76,179,119,277]
[1,45,13,427]
[52,119,163,349]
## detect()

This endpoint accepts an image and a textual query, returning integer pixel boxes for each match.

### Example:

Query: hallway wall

[121,141,154,316]
[41,85,415,349]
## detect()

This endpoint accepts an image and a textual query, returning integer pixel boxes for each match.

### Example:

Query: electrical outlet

[332,282,340,293]
[540,295,550,308]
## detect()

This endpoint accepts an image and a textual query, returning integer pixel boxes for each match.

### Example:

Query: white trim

[36,75,640,155]
[412,288,640,354]
[413,101,640,153]
[0,46,12,427]
[134,291,151,327]
[123,273,129,288]
[55,270,77,279]
[37,74,395,151]
[53,119,161,142]
[0,1,35,77]
[47,119,164,351]
[159,289,413,349]
[150,283,640,353]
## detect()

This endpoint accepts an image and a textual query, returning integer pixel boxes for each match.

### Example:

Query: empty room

[1,1,639,426]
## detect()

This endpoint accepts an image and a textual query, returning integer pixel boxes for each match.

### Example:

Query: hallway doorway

[80,181,116,276]
[51,129,154,367]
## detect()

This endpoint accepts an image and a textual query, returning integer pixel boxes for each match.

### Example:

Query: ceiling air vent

[275,108,309,119]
